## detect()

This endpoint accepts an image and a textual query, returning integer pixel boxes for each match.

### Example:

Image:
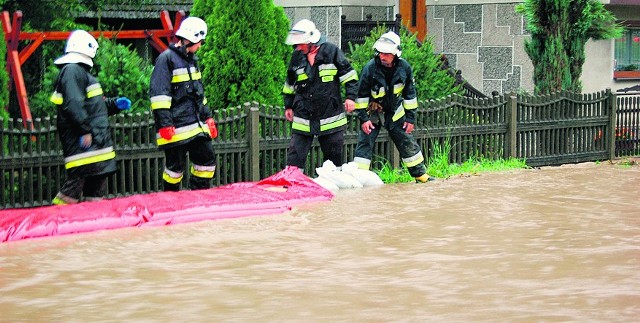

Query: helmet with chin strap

[373,31,402,57]
[176,17,208,43]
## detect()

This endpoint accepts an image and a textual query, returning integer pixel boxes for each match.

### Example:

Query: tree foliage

[30,38,153,117]
[347,26,461,101]
[516,0,624,94]
[191,0,292,110]
[2,0,156,117]
[93,39,152,113]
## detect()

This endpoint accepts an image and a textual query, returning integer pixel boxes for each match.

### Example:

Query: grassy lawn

[373,142,529,184]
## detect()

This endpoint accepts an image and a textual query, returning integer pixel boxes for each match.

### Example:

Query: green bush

[93,38,152,114]
[192,0,292,110]
[347,26,462,101]
[30,38,153,117]
[516,0,623,94]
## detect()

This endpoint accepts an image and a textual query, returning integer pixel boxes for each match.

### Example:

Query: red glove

[205,118,218,139]
[159,126,175,140]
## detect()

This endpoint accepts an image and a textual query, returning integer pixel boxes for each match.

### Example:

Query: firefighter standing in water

[353,31,432,183]
[50,30,131,205]
[149,16,218,191]
[282,19,359,170]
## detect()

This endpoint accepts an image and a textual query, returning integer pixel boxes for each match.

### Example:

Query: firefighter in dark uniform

[353,31,432,183]
[282,19,358,170]
[50,30,131,205]
[149,16,218,191]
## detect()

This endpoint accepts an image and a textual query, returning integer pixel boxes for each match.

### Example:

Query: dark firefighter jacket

[149,44,213,149]
[282,36,358,136]
[50,63,120,177]
[355,56,419,129]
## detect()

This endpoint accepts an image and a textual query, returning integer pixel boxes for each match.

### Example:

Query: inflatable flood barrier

[0,166,334,243]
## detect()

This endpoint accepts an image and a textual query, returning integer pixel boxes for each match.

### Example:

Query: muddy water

[1,162,639,321]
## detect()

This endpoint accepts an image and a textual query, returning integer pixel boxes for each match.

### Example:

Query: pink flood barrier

[0,166,334,243]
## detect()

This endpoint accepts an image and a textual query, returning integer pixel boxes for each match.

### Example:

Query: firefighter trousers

[287,131,345,170]
[163,136,217,191]
[354,121,426,177]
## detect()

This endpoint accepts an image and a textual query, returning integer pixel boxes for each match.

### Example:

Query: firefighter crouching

[353,31,433,183]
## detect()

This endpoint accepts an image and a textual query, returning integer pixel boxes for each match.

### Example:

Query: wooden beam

[1,10,181,128]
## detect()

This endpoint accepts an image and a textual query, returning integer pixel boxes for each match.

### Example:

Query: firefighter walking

[149,16,219,191]
[50,30,131,204]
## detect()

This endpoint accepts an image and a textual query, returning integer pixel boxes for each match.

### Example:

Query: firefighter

[353,31,432,183]
[282,19,359,170]
[149,16,218,191]
[50,30,131,205]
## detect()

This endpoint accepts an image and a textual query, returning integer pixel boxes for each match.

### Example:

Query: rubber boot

[415,174,435,183]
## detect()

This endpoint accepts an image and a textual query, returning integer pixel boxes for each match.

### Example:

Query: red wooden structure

[1,10,184,129]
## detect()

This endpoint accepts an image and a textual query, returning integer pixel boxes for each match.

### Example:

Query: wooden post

[245,102,260,181]
[607,88,617,161]
[507,94,518,158]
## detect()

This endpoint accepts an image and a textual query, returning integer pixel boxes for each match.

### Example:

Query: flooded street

[1,162,639,321]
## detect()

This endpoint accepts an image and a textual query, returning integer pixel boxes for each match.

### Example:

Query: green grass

[372,140,529,183]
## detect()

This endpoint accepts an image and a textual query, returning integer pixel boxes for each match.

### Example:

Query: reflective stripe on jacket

[355,57,418,126]
[50,63,118,176]
[149,44,212,148]
[282,37,358,136]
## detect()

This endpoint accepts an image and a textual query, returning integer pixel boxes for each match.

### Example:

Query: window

[615,28,640,71]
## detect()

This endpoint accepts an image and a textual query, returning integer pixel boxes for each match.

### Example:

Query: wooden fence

[1,89,637,209]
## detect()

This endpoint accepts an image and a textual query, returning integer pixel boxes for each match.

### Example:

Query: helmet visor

[374,37,401,56]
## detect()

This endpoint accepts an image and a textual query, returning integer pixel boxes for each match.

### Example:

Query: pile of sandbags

[312,160,384,192]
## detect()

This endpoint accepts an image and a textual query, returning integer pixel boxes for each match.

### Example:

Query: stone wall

[427,2,535,95]
[283,6,394,45]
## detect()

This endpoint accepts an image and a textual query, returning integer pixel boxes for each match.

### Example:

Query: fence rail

[1,89,638,209]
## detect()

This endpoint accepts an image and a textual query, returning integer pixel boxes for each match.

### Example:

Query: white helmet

[176,17,207,43]
[285,19,321,45]
[374,31,402,57]
[54,30,98,67]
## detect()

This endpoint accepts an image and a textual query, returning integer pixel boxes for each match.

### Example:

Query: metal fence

[2,89,638,209]
[340,14,401,53]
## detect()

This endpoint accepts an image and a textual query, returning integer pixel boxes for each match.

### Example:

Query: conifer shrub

[347,26,462,101]
[30,38,152,117]
[191,0,292,110]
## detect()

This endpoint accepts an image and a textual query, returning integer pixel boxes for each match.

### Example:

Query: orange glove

[205,118,218,139]
[159,126,175,140]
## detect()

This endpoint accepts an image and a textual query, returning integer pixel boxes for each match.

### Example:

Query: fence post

[394,14,402,33]
[245,102,260,181]
[507,94,518,158]
[607,88,617,161]
[391,146,400,169]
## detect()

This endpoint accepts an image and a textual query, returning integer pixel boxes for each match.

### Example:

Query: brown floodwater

[0,162,639,321]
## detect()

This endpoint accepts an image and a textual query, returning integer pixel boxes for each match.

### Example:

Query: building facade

[80,0,638,95]
[426,0,640,94]
[275,0,398,46]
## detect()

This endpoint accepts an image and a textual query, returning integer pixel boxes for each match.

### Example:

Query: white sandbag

[312,176,340,192]
[341,162,384,186]
[315,160,363,189]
